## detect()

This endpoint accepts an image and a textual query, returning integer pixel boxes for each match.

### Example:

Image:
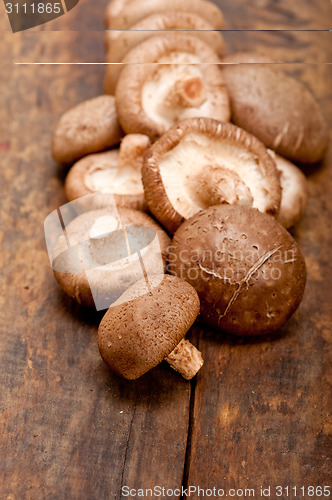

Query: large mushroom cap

[169,205,306,336]
[114,34,230,140]
[52,96,122,167]
[98,274,200,379]
[222,52,329,164]
[64,134,151,212]
[52,207,170,309]
[142,118,281,234]
[270,152,309,229]
[105,0,225,31]
[105,11,225,93]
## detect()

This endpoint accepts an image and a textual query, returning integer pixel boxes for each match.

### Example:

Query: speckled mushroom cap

[105,0,225,31]
[222,52,329,164]
[142,118,281,234]
[114,34,230,140]
[270,152,309,229]
[168,205,306,336]
[64,134,151,212]
[98,274,200,379]
[52,95,123,167]
[52,208,170,308]
[105,11,225,94]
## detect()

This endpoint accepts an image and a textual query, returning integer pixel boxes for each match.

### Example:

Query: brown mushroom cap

[105,11,225,93]
[52,95,123,167]
[169,205,306,336]
[222,52,329,164]
[114,34,230,140]
[98,274,200,379]
[142,118,281,234]
[105,0,225,31]
[270,152,309,229]
[64,134,151,212]
[52,207,170,308]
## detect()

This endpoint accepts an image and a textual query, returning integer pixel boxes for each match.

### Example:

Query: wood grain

[0,0,331,499]
[216,0,332,30]
[0,5,190,499]
[185,25,332,500]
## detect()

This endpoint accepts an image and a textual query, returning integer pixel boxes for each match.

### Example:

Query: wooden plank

[1,0,331,498]
[6,30,331,66]
[215,0,332,30]
[0,7,190,500]
[186,26,332,499]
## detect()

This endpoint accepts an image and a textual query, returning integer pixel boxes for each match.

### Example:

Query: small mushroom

[52,95,123,167]
[269,151,309,229]
[222,52,329,164]
[104,11,225,94]
[98,275,203,380]
[169,205,307,336]
[105,0,225,32]
[64,134,151,211]
[142,118,281,234]
[114,34,230,140]
[52,207,170,309]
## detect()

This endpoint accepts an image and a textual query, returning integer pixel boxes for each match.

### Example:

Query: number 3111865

[5,3,62,14]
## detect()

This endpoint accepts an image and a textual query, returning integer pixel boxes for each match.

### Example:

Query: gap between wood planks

[181,375,198,500]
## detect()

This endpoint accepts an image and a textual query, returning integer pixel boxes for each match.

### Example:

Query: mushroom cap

[142,118,281,234]
[105,0,225,31]
[114,34,230,140]
[105,11,225,93]
[270,152,309,229]
[64,135,151,212]
[52,95,123,167]
[169,205,306,336]
[98,274,200,379]
[222,52,329,164]
[52,207,170,309]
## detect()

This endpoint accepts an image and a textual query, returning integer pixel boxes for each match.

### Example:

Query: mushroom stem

[192,166,254,207]
[117,134,151,172]
[88,215,120,247]
[165,338,203,380]
[165,75,207,108]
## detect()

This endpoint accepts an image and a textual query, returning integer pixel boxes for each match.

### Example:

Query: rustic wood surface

[0,0,331,499]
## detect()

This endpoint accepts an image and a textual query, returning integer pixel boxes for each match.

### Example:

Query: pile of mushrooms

[48,0,329,381]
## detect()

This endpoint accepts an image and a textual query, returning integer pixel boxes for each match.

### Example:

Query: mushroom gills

[85,164,143,194]
[159,133,271,219]
[142,54,212,128]
[270,152,309,229]
[82,220,158,270]
[84,134,151,196]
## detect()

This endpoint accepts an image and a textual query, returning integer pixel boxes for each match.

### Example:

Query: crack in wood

[119,402,137,499]
[181,357,198,500]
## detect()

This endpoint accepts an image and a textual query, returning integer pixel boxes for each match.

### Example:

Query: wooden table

[0,1,331,498]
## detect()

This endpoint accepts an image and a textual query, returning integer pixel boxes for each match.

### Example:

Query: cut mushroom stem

[88,215,120,247]
[165,75,207,108]
[117,134,151,172]
[191,166,254,207]
[165,338,203,380]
